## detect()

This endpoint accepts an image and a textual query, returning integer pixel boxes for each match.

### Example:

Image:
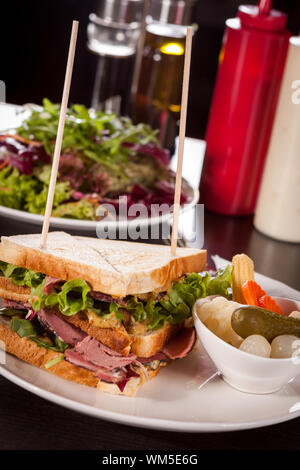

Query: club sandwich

[0,232,207,396]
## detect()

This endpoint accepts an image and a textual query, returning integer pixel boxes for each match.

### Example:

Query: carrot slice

[258,295,284,315]
[242,280,266,306]
[242,280,283,315]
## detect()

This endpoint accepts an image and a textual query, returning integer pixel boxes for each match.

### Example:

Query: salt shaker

[254,36,300,243]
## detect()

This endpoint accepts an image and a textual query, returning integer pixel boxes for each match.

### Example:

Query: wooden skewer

[170,26,193,256]
[40,20,79,249]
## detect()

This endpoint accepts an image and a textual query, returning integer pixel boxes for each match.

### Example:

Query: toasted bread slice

[55,310,131,356]
[0,232,206,297]
[130,322,182,357]
[0,277,30,303]
[0,320,162,396]
[0,318,98,387]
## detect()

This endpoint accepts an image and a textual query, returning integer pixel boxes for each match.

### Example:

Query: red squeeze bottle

[200,0,290,215]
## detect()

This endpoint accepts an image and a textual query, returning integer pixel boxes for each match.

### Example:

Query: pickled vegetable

[239,334,271,357]
[241,281,283,314]
[271,335,300,359]
[289,311,300,319]
[232,254,255,303]
[196,296,243,347]
[231,306,300,342]
[242,280,265,306]
[258,295,283,315]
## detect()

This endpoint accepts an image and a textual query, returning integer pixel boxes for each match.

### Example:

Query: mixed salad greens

[0,99,188,220]
[0,261,232,332]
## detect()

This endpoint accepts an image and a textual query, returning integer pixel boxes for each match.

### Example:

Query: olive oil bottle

[132,15,194,151]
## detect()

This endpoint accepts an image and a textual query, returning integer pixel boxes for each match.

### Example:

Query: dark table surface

[0,211,299,450]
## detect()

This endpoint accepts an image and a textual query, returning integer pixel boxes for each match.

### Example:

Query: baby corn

[232,254,255,303]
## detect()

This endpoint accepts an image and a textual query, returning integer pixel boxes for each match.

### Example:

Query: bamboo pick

[40,20,79,248]
[170,26,193,256]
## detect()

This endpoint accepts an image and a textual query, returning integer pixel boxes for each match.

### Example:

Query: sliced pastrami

[162,328,196,360]
[66,337,148,389]
[3,299,31,310]
[65,349,126,383]
[43,276,63,295]
[138,352,168,364]
[25,309,37,321]
[95,367,126,384]
[89,291,127,306]
[65,349,97,372]
[37,308,87,346]
[74,336,137,370]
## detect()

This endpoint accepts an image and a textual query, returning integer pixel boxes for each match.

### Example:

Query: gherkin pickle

[231,306,300,342]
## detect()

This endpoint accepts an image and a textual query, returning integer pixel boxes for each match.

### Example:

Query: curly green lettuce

[126,266,232,329]
[52,199,96,220]
[30,278,91,317]
[0,261,45,287]
[25,181,72,215]
[44,279,91,316]
[0,166,72,215]
[17,98,158,173]
[10,317,68,352]
[0,167,41,210]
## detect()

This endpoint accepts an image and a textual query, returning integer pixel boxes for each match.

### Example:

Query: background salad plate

[0,103,199,231]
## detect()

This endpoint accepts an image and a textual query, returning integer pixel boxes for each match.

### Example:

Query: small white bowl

[192,296,300,394]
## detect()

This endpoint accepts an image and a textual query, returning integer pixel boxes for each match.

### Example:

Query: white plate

[0,103,199,231]
[1,343,300,432]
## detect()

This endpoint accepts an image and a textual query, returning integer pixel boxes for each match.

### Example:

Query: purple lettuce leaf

[0,137,50,175]
[122,142,170,166]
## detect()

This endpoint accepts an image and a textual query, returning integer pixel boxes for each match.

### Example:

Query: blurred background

[1,0,299,141]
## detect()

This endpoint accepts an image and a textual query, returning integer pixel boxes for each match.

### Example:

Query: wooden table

[0,210,299,450]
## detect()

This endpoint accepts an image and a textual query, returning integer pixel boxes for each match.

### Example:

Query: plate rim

[1,357,299,433]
